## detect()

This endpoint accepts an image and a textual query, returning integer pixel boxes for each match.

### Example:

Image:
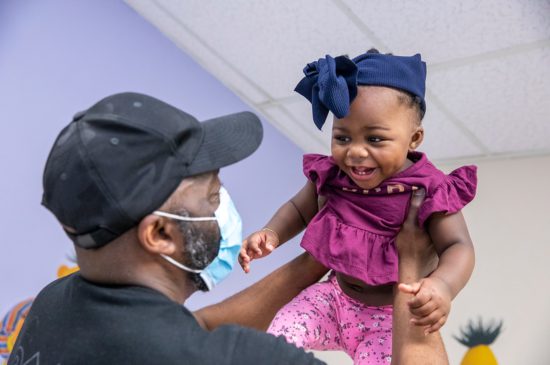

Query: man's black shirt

[9,274,324,365]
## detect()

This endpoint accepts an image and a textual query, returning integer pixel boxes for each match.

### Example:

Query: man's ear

[409,126,424,150]
[137,215,178,255]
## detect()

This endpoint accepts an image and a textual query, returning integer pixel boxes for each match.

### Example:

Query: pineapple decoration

[454,318,503,365]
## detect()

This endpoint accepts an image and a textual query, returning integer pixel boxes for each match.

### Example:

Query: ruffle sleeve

[418,165,477,226]
[303,154,339,194]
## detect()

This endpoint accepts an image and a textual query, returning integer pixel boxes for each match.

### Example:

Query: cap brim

[187,111,263,176]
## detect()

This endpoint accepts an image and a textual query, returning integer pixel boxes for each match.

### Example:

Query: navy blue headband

[295,52,427,130]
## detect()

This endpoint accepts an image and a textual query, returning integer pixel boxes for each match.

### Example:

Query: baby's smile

[346,165,380,189]
[349,166,376,178]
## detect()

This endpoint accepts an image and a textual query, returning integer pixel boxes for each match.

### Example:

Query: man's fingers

[404,188,426,226]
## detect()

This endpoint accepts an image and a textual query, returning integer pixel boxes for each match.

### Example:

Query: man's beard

[175,212,220,292]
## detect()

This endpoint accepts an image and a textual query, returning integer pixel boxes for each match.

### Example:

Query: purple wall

[0,0,305,313]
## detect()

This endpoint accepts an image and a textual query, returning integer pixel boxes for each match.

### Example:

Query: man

[9,92,447,364]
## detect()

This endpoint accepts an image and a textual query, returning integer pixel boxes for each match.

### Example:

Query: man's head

[43,92,262,299]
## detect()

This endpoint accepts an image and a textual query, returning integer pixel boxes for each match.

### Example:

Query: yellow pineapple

[454,318,502,365]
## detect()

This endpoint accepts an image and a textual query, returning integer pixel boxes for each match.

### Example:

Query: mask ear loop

[153,211,216,273]
[160,254,203,274]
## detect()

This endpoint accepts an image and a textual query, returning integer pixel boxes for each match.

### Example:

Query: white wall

[313,155,550,365]
[441,155,550,364]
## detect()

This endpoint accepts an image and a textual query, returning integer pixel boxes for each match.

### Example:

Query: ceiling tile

[126,0,270,104]
[127,0,550,162]
[156,0,376,100]
[260,104,329,153]
[340,0,550,63]
[429,46,550,154]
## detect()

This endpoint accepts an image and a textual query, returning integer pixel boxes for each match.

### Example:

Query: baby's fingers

[249,233,270,256]
[247,240,263,256]
[409,300,436,318]
[239,245,249,259]
[410,310,443,327]
[238,249,251,273]
[424,316,447,334]
[259,239,276,254]
[408,287,431,309]
[398,282,421,295]
[238,248,250,263]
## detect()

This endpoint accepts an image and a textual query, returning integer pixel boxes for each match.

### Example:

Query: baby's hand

[239,228,280,273]
[398,276,452,334]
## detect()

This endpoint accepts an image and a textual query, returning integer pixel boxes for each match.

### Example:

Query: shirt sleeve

[303,154,339,195]
[218,325,326,365]
[418,165,477,226]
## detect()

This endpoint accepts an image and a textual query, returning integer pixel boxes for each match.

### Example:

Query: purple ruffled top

[301,151,477,286]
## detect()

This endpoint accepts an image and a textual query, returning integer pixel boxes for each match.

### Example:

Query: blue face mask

[153,186,243,291]
[200,186,242,290]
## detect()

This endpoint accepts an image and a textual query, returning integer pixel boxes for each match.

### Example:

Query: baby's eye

[367,136,383,143]
[333,135,351,143]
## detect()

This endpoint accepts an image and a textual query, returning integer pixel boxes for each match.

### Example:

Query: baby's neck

[397,158,414,174]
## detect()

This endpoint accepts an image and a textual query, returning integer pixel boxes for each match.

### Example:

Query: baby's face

[331,86,423,190]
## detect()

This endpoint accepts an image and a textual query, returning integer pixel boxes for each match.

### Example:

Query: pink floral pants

[267,274,393,364]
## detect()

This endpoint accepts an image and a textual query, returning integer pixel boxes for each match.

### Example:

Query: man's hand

[395,189,438,277]
[239,228,279,273]
[392,189,450,364]
[399,276,452,334]
[396,188,450,334]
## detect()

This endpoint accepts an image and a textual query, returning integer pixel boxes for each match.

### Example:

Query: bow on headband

[295,55,358,130]
[295,52,427,130]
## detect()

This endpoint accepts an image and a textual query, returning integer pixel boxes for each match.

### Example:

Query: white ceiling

[126,0,550,163]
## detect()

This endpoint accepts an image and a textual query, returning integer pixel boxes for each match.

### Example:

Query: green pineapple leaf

[453,318,503,348]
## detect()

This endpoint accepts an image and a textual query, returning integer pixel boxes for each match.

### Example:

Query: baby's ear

[409,126,424,150]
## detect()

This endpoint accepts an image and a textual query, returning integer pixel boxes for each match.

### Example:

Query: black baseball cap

[42,92,263,249]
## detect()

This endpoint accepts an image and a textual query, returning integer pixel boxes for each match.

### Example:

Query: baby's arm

[401,211,475,333]
[239,181,318,273]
